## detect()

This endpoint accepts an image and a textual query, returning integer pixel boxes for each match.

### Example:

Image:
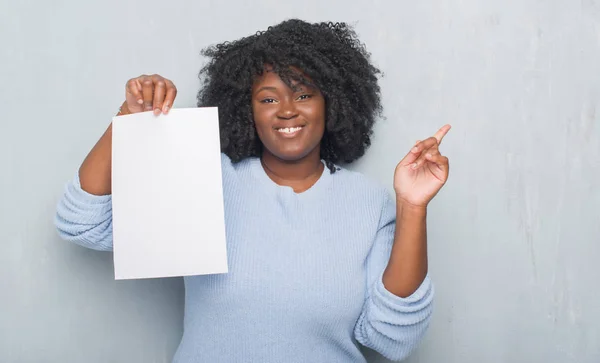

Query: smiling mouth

[275,126,305,134]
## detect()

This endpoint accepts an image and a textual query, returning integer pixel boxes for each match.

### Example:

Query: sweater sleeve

[54,153,235,252]
[54,171,114,251]
[354,190,434,362]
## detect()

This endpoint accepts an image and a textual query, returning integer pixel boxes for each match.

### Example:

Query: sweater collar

[248,157,333,198]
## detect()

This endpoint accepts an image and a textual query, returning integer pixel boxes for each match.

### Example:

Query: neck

[261,148,324,193]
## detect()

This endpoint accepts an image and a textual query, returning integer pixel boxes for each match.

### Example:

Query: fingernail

[412,146,419,153]
[137,99,143,104]
[154,108,161,115]
[163,104,169,113]
[426,153,432,158]
[412,162,418,169]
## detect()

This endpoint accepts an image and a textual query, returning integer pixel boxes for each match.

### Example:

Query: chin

[266,143,317,162]
[272,149,311,162]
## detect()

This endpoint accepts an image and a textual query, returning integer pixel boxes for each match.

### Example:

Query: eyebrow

[255,86,278,94]
[255,85,313,95]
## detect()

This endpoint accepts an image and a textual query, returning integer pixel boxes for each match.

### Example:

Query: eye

[297,94,312,101]
[260,98,277,104]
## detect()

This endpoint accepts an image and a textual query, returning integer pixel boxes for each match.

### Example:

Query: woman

[55,19,450,362]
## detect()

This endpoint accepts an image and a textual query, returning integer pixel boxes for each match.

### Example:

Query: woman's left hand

[394,124,451,208]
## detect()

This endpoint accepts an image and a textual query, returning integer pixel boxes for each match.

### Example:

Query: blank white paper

[111,107,228,280]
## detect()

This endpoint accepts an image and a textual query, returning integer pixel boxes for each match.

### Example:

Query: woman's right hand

[122,74,178,116]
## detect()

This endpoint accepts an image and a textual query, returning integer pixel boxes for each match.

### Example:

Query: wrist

[395,197,428,215]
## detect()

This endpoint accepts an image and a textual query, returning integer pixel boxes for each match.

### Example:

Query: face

[251,69,326,162]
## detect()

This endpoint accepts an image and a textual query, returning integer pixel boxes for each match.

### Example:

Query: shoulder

[220,152,233,170]
[330,165,392,206]
[331,165,388,192]
[219,153,253,175]
[329,165,396,229]
[219,153,260,187]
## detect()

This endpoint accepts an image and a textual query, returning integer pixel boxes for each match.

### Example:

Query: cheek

[252,105,270,132]
[309,100,326,131]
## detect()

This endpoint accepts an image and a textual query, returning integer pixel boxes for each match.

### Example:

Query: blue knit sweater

[55,154,433,362]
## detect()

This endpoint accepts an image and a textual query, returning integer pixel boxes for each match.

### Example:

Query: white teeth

[277,127,302,134]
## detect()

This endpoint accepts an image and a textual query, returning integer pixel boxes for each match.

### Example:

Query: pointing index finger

[433,124,452,144]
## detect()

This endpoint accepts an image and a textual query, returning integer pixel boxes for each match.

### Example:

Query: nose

[277,99,298,120]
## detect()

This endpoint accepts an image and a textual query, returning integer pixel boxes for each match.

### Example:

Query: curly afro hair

[197,19,382,173]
